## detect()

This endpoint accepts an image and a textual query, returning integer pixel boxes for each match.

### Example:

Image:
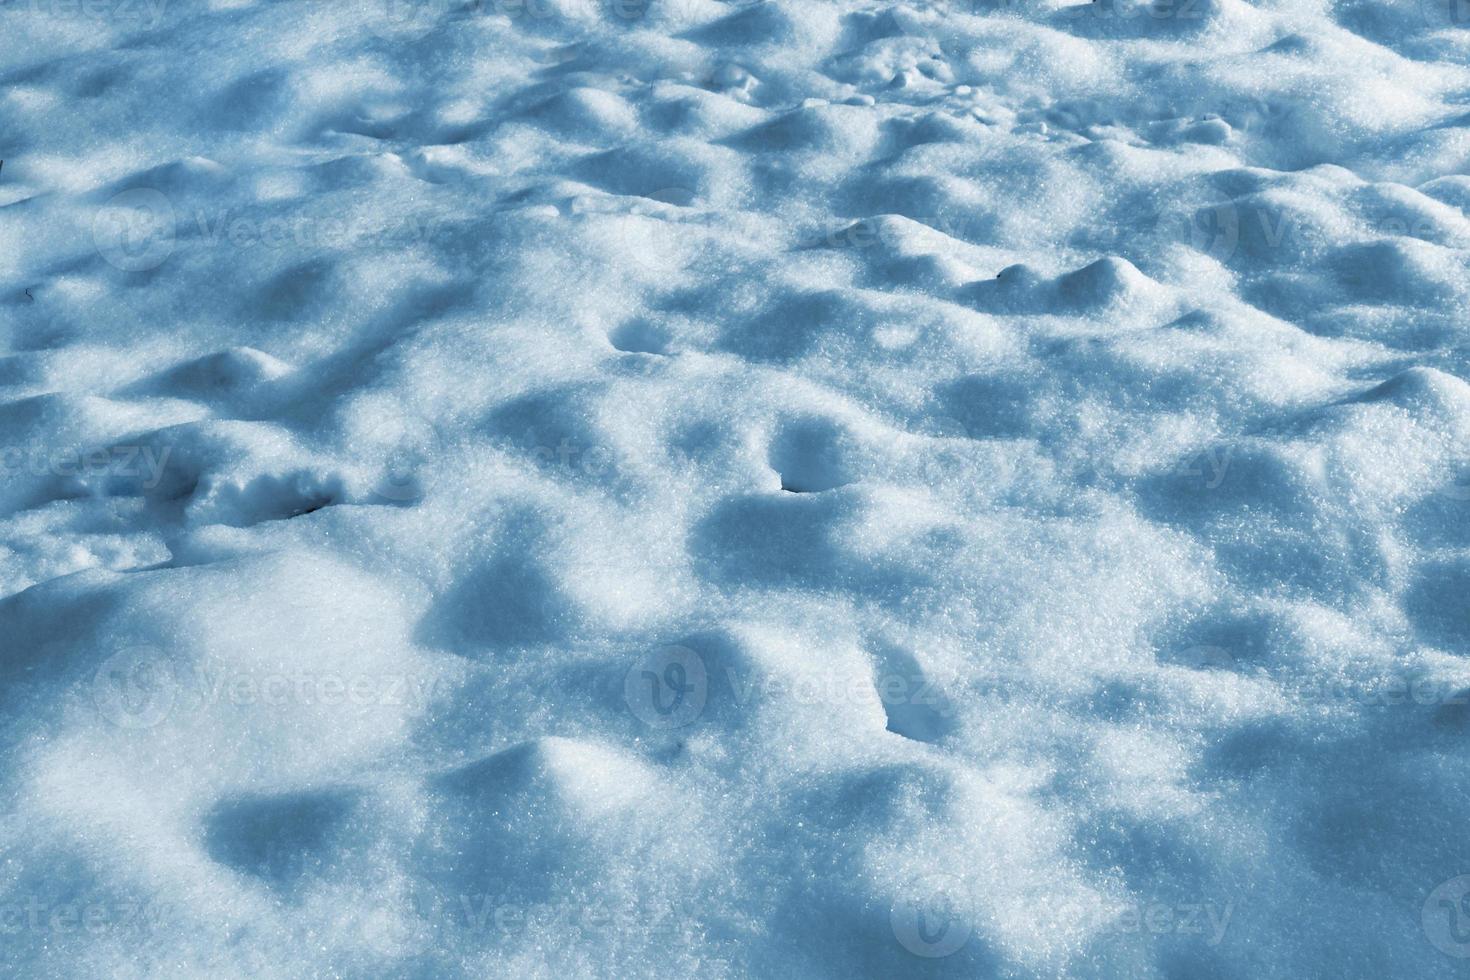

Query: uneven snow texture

[3,0,1470,976]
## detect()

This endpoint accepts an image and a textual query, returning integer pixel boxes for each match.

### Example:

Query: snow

[2,0,1470,976]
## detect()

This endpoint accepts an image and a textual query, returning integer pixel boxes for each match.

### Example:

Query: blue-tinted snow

[2,0,1470,976]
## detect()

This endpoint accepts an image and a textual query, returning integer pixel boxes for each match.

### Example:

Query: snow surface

[3,0,1470,976]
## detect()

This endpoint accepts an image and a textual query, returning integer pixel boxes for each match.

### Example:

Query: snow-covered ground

[3,0,1470,976]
